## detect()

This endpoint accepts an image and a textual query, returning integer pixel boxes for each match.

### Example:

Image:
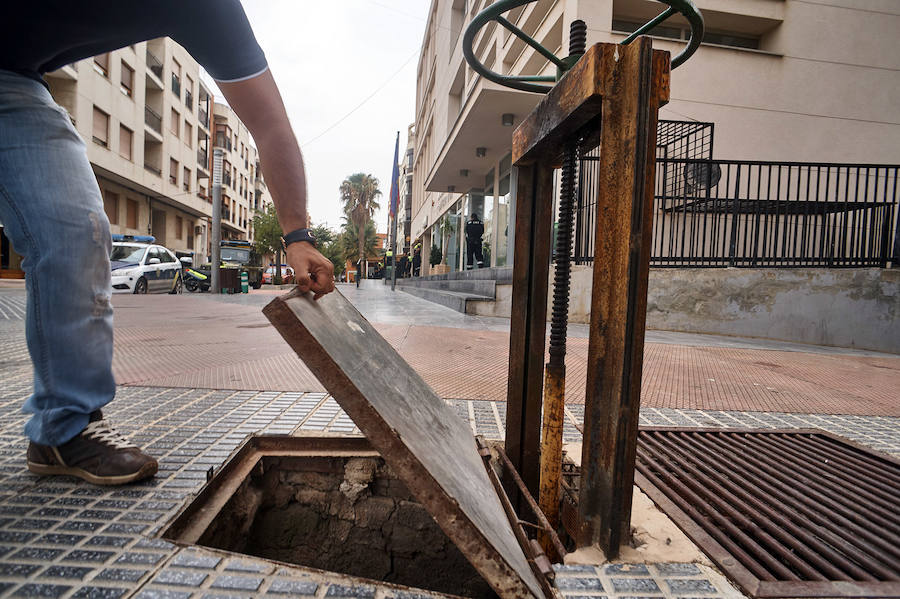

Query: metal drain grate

[634,428,900,598]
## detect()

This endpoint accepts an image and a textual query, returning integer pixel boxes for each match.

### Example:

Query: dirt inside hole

[198,454,495,598]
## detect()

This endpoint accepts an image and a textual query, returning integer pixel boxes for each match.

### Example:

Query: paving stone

[86,535,132,547]
[555,577,605,592]
[71,587,128,599]
[38,566,94,580]
[267,579,319,595]
[0,530,36,543]
[666,579,719,594]
[36,533,86,545]
[170,552,222,569]
[58,520,105,532]
[63,549,116,563]
[114,551,165,566]
[553,564,598,573]
[654,563,702,577]
[153,569,208,586]
[605,564,650,576]
[11,584,72,598]
[325,584,377,598]
[134,591,192,599]
[0,563,41,577]
[10,547,64,560]
[209,574,264,592]
[103,523,148,534]
[225,559,272,573]
[95,568,150,582]
[610,578,662,593]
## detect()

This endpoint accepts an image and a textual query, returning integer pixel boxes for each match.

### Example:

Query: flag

[389,132,400,220]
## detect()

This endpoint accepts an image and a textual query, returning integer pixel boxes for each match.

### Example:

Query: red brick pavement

[109,295,900,417]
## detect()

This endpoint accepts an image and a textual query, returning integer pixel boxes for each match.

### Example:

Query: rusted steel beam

[577,38,669,557]
[505,162,554,500]
[512,43,669,167]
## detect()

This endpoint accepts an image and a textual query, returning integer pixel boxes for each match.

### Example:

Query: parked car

[262,265,294,285]
[110,235,183,294]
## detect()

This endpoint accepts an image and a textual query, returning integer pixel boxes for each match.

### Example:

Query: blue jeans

[0,70,115,446]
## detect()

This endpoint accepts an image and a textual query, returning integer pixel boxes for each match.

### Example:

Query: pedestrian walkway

[0,283,898,598]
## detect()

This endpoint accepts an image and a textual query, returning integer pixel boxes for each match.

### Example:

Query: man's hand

[286,242,335,300]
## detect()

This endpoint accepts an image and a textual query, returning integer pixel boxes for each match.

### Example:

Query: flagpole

[390,131,400,292]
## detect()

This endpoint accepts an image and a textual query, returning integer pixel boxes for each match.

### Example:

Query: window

[103,191,119,225]
[92,107,109,147]
[187,226,194,250]
[120,61,134,97]
[183,167,191,192]
[171,58,182,98]
[93,53,109,77]
[169,158,179,186]
[184,121,192,147]
[170,108,180,137]
[611,19,760,50]
[118,125,133,161]
[126,198,139,229]
[175,216,183,240]
[185,74,194,106]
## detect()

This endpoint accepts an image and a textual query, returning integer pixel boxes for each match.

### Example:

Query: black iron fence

[575,158,899,268]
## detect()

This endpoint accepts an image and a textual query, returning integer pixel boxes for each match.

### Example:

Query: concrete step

[396,278,496,296]
[410,266,512,284]
[399,286,494,313]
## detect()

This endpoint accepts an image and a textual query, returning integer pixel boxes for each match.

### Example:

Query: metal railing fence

[574,158,899,268]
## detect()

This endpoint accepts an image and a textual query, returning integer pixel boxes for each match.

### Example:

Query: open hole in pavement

[164,436,495,598]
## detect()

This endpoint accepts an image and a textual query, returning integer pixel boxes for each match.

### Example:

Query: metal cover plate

[263,289,544,599]
[635,427,900,598]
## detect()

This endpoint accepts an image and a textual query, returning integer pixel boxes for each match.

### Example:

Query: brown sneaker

[27,411,157,485]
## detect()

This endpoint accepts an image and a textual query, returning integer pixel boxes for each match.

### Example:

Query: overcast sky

[204,0,429,234]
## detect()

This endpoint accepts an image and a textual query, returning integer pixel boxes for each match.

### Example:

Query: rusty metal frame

[506,39,670,558]
[634,427,900,598]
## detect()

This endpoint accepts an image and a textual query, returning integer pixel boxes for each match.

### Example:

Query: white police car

[110,235,183,294]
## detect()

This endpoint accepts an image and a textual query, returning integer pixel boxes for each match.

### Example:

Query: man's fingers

[295,271,312,292]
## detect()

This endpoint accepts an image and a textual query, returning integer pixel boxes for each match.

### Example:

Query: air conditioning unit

[194,225,202,235]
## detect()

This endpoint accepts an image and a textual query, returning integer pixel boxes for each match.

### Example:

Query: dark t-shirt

[2,1,267,83]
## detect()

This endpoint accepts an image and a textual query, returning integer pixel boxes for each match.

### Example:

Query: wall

[480,266,899,353]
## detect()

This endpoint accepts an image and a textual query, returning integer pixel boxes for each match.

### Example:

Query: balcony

[144,106,162,134]
[144,163,161,176]
[213,132,233,151]
[198,108,209,129]
[145,49,163,80]
[197,149,208,168]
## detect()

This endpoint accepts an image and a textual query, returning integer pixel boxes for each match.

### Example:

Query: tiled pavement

[1,283,899,598]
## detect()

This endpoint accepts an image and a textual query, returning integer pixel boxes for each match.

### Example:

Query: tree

[339,173,381,279]
[310,223,343,279]
[252,204,284,283]
[339,217,378,276]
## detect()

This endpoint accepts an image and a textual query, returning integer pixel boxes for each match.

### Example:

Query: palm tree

[339,217,377,267]
[339,173,381,278]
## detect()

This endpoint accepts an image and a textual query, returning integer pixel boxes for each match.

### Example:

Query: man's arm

[217,70,334,299]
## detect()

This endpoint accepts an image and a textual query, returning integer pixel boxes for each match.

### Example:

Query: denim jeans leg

[0,71,116,446]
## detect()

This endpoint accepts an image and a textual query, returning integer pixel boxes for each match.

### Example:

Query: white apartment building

[0,37,271,278]
[212,102,269,242]
[390,124,417,258]
[44,38,214,262]
[411,0,900,274]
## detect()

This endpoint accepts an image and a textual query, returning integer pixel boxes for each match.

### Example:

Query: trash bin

[240,271,249,294]
[219,267,239,294]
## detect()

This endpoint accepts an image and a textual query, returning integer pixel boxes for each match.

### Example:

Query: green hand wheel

[462,0,704,94]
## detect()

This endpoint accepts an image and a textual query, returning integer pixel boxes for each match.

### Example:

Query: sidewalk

[0,282,897,598]
[99,282,900,416]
